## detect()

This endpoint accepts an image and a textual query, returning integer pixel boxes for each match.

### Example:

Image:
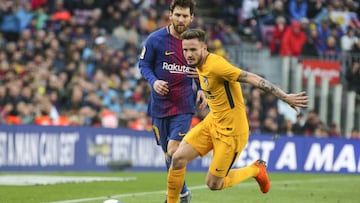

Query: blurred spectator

[313,2,333,25]
[128,111,152,131]
[272,0,290,23]
[329,23,343,47]
[328,123,342,138]
[351,37,360,53]
[340,26,358,52]
[288,0,308,21]
[331,0,344,11]
[345,60,360,94]
[220,23,242,45]
[301,26,321,56]
[313,122,329,138]
[349,128,360,139]
[240,0,259,35]
[51,0,71,22]
[269,16,288,55]
[280,21,307,56]
[139,7,158,34]
[253,0,271,45]
[292,113,305,135]
[101,108,118,128]
[299,17,310,36]
[261,106,284,133]
[97,82,119,109]
[303,110,321,136]
[248,108,261,134]
[280,119,295,136]
[208,39,228,58]
[307,0,326,20]
[112,15,139,45]
[33,97,53,126]
[316,19,332,52]
[323,35,340,59]
[0,1,33,42]
[54,115,71,126]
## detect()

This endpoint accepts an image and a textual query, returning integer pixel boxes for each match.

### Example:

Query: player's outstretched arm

[237,70,309,112]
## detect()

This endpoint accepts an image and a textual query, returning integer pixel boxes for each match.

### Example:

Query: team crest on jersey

[140,46,146,59]
[203,76,208,86]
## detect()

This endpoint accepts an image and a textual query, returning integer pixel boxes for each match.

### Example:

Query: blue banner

[0,125,359,173]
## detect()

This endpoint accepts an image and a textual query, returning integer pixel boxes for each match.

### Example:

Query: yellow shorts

[184,115,249,177]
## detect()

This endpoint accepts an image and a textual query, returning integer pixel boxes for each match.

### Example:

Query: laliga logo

[87,139,111,157]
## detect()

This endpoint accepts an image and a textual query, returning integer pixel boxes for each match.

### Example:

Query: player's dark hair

[181,28,206,42]
[170,0,196,15]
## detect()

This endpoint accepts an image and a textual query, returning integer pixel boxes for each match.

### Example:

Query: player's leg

[205,130,260,190]
[151,117,169,163]
[152,117,172,202]
[212,132,270,193]
[167,118,213,203]
[205,131,246,190]
[167,140,199,203]
[167,114,193,198]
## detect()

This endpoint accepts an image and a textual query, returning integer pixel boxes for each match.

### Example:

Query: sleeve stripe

[224,81,235,109]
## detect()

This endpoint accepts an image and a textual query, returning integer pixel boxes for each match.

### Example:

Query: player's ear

[202,43,207,50]
[169,11,173,21]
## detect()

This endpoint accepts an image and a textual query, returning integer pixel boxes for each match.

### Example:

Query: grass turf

[0,171,358,203]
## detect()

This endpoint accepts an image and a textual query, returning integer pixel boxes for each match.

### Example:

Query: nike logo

[178,132,186,137]
[165,51,175,55]
[215,168,224,172]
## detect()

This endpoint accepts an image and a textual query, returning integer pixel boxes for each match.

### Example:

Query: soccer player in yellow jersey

[166,29,309,203]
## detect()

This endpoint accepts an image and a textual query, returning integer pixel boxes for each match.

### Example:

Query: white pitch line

[48,177,355,203]
[0,175,137,186]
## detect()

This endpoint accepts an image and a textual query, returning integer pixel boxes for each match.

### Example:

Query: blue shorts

[152,114,192,153]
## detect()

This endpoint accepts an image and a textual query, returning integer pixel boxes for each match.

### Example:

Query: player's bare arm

[238,71,309,111]
[196,90,207,110]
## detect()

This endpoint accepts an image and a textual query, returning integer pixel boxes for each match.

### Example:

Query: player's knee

[171,153,187,169]
[167,140,180,156]
[167,146,177,157]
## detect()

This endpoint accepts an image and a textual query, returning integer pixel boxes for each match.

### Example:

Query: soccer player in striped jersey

[138,1,206,202]
[166,29,309,202]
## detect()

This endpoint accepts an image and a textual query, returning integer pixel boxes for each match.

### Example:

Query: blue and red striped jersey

[138,27,196,118]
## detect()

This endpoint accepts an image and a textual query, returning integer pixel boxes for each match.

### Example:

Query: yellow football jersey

[197,53,249,135]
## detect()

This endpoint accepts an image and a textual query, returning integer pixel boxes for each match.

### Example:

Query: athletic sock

[166,156,188,195]
[222,164,259,189]
[167,167,186,203]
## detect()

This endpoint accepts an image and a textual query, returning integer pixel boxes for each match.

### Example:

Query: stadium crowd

[0,0,359,139]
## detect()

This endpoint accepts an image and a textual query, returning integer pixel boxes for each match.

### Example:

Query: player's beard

[173,24,187,35]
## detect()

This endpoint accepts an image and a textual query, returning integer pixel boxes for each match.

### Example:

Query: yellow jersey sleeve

[209,55,242,82]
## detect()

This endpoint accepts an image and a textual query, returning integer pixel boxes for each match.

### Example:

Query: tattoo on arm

[258,79,287,100]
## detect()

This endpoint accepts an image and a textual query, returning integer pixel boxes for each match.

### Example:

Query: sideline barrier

[0,125,359,173]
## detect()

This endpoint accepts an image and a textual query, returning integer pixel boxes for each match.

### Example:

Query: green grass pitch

[0,171,358,203]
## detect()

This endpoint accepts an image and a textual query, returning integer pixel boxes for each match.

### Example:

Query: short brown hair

[181,28,206,42]
[170,0,196,15]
